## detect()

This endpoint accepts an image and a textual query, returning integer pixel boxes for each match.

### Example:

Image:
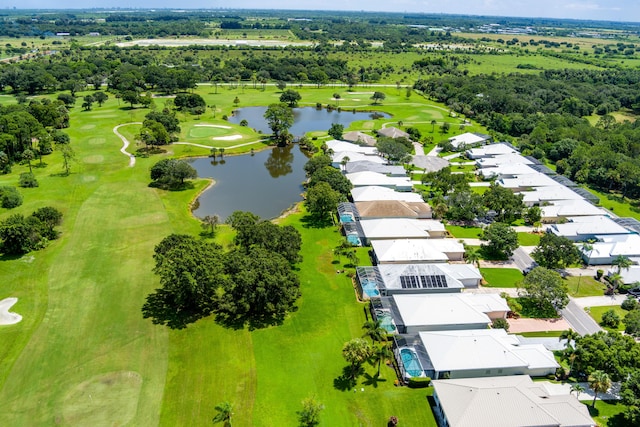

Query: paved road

[511,247,537,272]
[561,299,603,336]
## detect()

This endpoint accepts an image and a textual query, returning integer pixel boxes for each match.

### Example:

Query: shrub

[622,296,639,311]
[0,186,23,209]
[19,172,38,188]
[596,269,604,280]
[492,318,510,331]
[240,119,249,126]
[407,377,431,388]
[601,309,621,328]
[315,102,322,109]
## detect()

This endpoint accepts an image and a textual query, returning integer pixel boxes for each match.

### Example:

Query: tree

[150,159,197,189]
[82,95,94,111]
[519,267,569,312]
[580,242,594,266]
[430,119,437,132]
[371,344,393,376]
[233,97,240,107]
[215,247,300,327]
[370,91,386,104]
[201,214,220,235]
[342,338,372,378]
[305,181,341,220]
[492,318,510,331]
[0,186,23,209]
[623,309,640,337]
[93,91,108,106]
[32,206,63,239]
[362,319,386,342]
[276,80,287,91]
[309,166,352,196]
[340,156,350,172]
[59,144,75,175]
[264,103,294,145]
[523,206,542,225]
[559,328,580,349]
[121,90,140,108]
[588,370,611,407]
[280,89,301,107]
[480,222,518,259]
[19,172,38,188]
[303,155,331,177]
[57,93,76,107]
[376,138,412,164]
[621,370,640,423]
[440,122,451,134]
[531,233,581,269]
[212,401,233,426]
[297,396,324,427]
[602,309,621,328]
[328,123,344,140]
[613,255,633,274]
[482,183,525,223]
[445,189,485,222]
[22,148,34,173]
[570,383,585,398]
[333,93,341,106]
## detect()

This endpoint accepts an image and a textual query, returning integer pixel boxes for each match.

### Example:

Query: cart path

[113,123,140,167]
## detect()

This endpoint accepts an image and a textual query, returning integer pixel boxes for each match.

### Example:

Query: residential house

[371,239,465,264]
[350,186,424,203]
[377,126,410,139]
[342,131,377,146]
[344,161,407,176]
[466,142,517,159]
[448,132,491,151]
[358,218,446,244]
[547,216,631,242]
[346,171,413,191]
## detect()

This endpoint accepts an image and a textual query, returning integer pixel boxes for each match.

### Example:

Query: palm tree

[465,249,481,268]
[212,401,233,426]
[371,344,393,376]
[570,383,585,398]
[559,329,580,349]
[340,156,350,172]
[431,119,437,133]
[580,242,594,266]
[362,319,386,343]
[612,255,632,275]
[219,148,225,159]
[609,272,623,293]
[210,147,218,160]
[588,370,611,408]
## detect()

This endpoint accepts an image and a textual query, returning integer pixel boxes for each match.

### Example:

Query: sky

[10,0,640,23]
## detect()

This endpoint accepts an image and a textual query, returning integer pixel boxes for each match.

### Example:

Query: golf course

[0,85,457,425]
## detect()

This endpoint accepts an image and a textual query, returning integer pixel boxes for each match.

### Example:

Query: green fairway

[187,125,230,138]
[0,85,440,426]
[480,268,524,288]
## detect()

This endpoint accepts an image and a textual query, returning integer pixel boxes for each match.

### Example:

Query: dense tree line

[0,206,63,255]
[142,212,302,329]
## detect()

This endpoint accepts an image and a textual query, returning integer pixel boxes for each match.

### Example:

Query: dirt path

[113,123,141,167]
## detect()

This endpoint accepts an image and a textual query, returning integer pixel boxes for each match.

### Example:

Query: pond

[190,144,312,221]
[227,106,389,136]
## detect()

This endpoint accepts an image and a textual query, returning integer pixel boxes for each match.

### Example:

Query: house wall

[485,310,508,320]
[441,366,527,379]
[460,278,481,288]
[445,251,465,262]
[404,322,490,334]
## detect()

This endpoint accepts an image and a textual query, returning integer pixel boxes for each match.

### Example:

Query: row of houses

[329,137,594,426]
[473,143,640,266]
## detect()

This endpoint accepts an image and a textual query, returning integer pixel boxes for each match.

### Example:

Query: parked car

[628,287,640,298]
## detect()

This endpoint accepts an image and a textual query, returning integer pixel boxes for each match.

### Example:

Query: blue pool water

[340,214,355,223]
[377,312,396,333]
[361,281,380,297]
[346,234,361,246]
[400,348,423,377]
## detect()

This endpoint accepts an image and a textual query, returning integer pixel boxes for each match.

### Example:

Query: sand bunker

[0,297,22,325]
[194,124,231,129]
[213,134,243,141]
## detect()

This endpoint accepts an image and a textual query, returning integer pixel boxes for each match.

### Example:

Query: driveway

[560,299,603,336]
[511,247,537,272]
[507,317,570,333]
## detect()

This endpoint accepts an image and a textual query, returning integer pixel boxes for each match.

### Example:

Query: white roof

[432,376,594,427]
[430,263,483,282]
[419,329,559,373]
[499,173,560,189]
[549,216,630,238]
[326,139,377,155]
[332,151,386,165]
[346,171,412,188]
[615,265,640,285]
[587,234,640,259]
[478,163,538,179]
[372,239,464,263]
[345,161,406,176]
[449,132,488,149]
[359,218,445,239]
[541,199,606,218]
[351,186,424,203]
[376,263,467,291]
[393,294,492,329]
[467,143,517,158]
[476,154,532,168]
[461,293,510,313]
[520,186,585,203]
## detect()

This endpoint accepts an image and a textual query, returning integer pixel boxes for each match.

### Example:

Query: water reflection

[264,145,295,178]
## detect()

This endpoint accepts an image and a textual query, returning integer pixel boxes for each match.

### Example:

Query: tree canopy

[519,267,569,312]
[264,103,294,145]
[480,222,518,259]
[532,233,581,269]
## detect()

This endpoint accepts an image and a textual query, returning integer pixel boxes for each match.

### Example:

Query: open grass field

[480,268,524,288]
[517,232,540,246]
[446,224,482,238]
[0,84,443,426]
[585,399,628,427]
[565,275,607,298]
[586,187,640,221]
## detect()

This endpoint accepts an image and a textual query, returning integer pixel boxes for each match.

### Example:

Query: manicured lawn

[587,187,640,221]
[587,305,626,331]
[0,85,441,426]
[565,275,607,297]
[585,399,629,427]
[517,232,540,246]
[446,225,482,238]
[480,268,524,288]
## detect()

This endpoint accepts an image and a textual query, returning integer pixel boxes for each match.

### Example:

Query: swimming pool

[399,347,424,378]
[346,234,361,246]
[375,309,396,333]
[361,280,380,298]
[340,213,355,223]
